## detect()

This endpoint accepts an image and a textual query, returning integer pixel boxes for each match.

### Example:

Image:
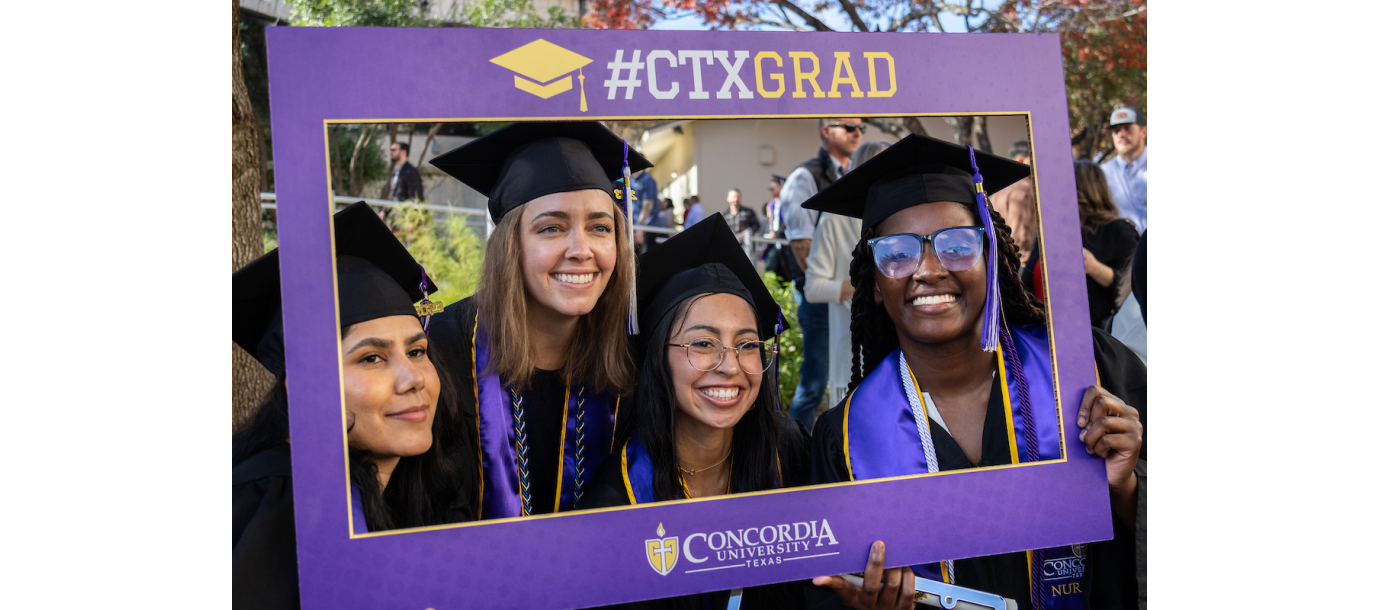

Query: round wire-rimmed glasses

[666,337,779,375]
[867,226,986,278]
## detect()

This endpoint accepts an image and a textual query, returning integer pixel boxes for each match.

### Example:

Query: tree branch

[835,0,871,32]
[739,15,811,31]
[774,0,833,31]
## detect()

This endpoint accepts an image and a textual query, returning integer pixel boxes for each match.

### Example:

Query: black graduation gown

[1083,219,1140,327]
[805,329,1146,610]
[233,442,299,610]
[576,419,813,610]
[428,295,614,516]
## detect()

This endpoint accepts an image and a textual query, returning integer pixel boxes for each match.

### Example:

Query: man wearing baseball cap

[1100,106,1148,231]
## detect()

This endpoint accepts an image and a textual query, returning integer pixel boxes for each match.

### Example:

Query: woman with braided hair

[801,134,1146,610]
[424,122,651,519]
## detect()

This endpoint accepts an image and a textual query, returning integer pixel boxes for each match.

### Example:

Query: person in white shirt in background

[804,141,890,408]
[778,118,862,429]
[1099,107,1147,232]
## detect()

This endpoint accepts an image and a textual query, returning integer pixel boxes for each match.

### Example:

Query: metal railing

[259,193,790,252]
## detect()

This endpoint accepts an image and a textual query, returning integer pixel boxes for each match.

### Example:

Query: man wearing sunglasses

[778,117,864,429]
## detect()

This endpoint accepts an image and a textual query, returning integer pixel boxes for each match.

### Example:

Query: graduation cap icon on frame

[490,39,592,113]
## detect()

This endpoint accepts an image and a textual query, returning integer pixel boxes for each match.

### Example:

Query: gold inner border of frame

[317,111,1080,540]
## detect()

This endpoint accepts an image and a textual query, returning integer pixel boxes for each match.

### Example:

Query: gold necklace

[677,450,730,477]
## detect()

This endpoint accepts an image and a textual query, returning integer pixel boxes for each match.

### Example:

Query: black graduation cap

[428,122,653,224]
[637,213,786,339]
[232,202,437,375]
[801,133,1030,231]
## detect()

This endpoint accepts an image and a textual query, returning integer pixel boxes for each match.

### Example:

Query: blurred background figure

[1073,158,1140,330]
[779,117,863,430]
[989,140,1036,268]
[646,197,675,249]
[1100,107,1148,232]
[387,141,424,202]
[805,140,890,409]
[723,188,760,239]
[760,175,787,275]
[1109,229,1147,365]
[629,168,658,254]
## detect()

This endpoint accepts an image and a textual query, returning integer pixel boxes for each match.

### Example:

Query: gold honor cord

[579,67,587,113]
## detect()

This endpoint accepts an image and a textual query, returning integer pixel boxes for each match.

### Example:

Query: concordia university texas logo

[642,519,841,577]
[491,38,900,114]
[646,523,679,576]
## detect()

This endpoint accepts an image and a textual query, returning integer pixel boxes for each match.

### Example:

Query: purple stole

[619,436,783,504]
[472,321,618,519]
[843,325,1084,608]
[350,484,369,534]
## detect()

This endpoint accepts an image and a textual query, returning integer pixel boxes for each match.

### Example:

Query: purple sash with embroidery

[474,324,617,519]
[844,324,1064,591]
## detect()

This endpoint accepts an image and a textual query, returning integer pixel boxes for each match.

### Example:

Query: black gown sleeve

[808,398,852,486]
[1084,328,1147,610]
[426,295,482,523]
[232,444,300,610]
[577,449,633,510]
[1091,328,1147,460]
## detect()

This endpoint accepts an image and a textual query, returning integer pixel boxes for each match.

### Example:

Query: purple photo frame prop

[266,27,1105,608]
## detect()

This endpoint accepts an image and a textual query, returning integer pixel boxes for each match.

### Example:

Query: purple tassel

[418,263,434,334]
[622,141,640,335]
[966,146,1001,352]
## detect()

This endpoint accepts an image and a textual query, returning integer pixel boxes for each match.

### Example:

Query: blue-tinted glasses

[867,227,986,278]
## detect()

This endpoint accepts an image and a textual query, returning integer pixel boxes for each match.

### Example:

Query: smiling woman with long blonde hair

[425,122,652,519]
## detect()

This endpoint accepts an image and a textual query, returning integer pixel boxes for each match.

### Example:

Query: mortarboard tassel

[415,263,444,334]
[622,141,640,335]
[966,145,1001,352]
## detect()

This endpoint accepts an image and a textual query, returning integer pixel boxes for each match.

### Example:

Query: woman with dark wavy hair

[232,203,476,610]
[801,134,1146,610]
[579,215,809,610]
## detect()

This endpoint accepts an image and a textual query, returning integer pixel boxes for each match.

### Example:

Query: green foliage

[390,204,486,307]
[330,126,390,197]
[461,0,579,28]
[763,271,803,407]
[263,209,278,254]
[288,0,444,26]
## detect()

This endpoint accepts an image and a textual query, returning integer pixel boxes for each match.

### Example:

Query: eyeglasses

[867,227,986,278]
[826,122,867,134]
[667,337,779,375]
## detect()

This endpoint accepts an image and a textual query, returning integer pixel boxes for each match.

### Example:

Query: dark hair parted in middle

[625,294,784,502]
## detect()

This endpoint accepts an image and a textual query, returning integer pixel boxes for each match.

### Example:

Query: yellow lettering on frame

[755,51,785,98]
[863,52,897,97]
[828,52,863,98]
[788,52,824,98]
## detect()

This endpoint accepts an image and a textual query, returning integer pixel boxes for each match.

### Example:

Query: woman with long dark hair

[1073,159,1140,327]
[578,215,809,609]
[232,202,476,609]
[801,135,1146,610]
[424,122,651,519]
